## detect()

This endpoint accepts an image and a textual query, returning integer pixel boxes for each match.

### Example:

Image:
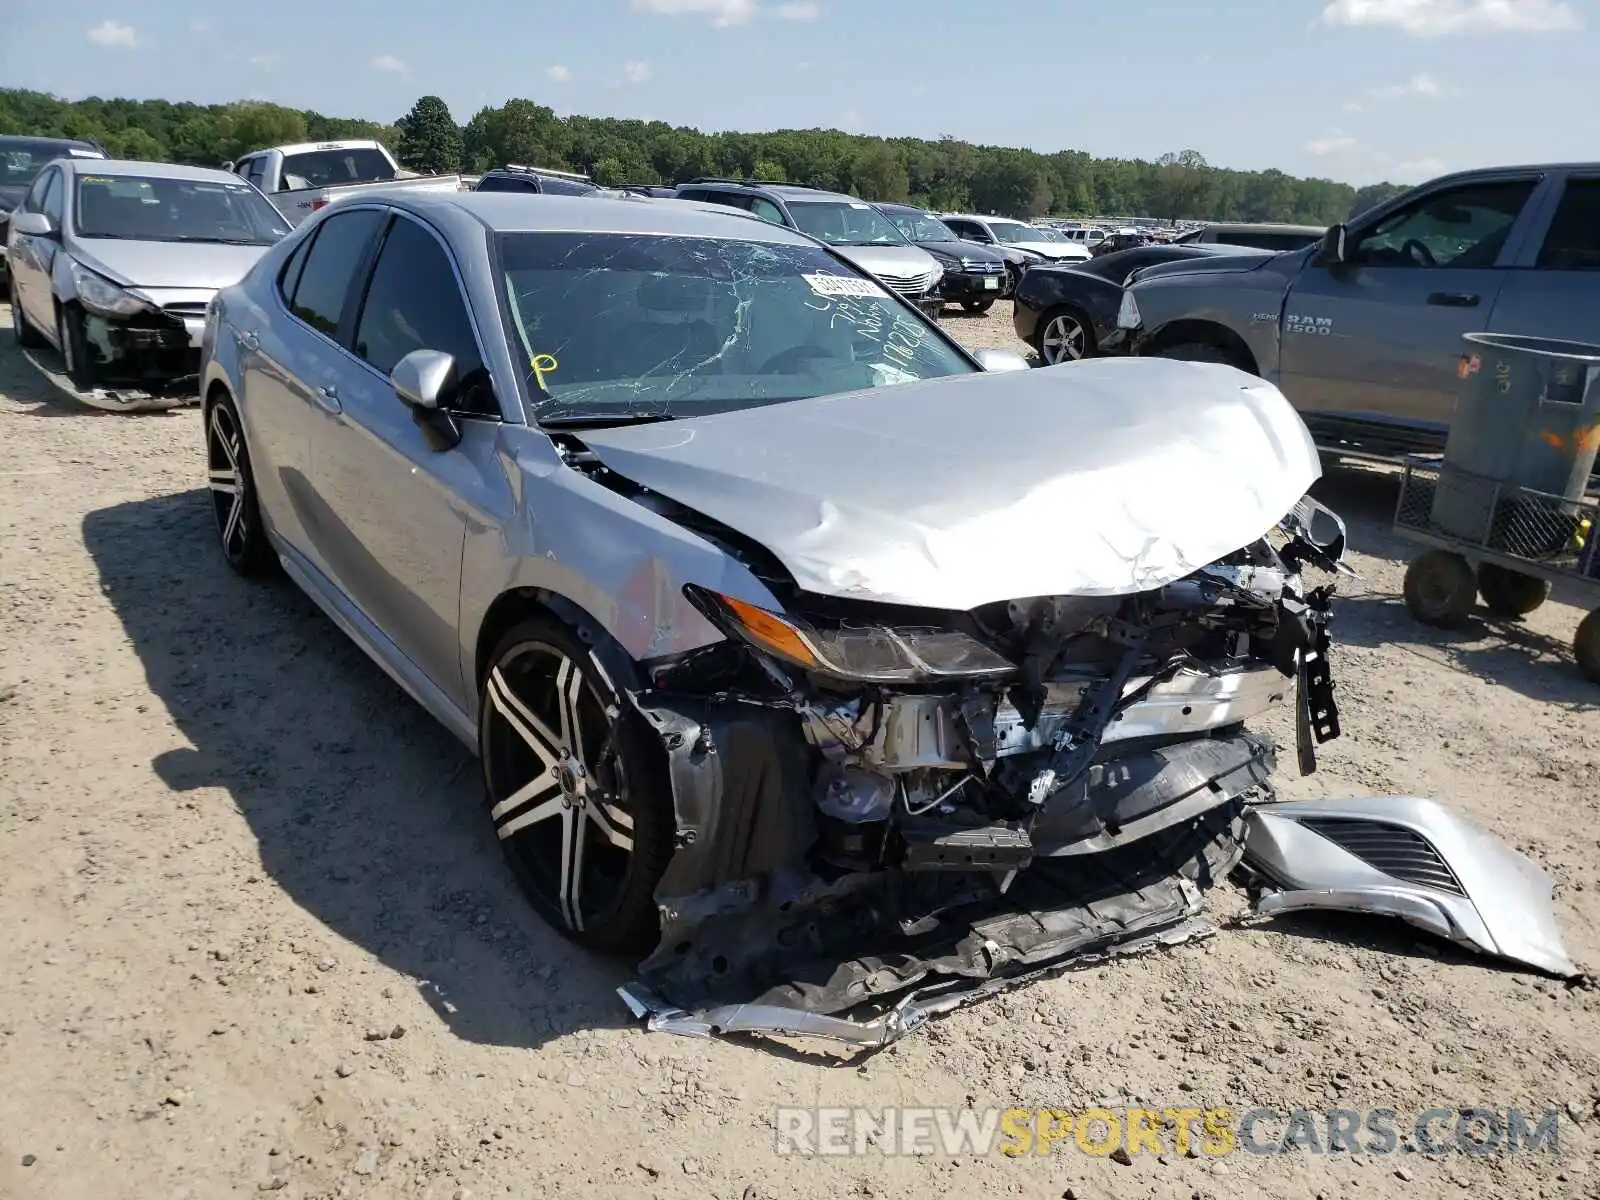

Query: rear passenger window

[748,197,785,224]
[1536,180,1600,271]
[352,216,497,416]
[287,208,385,338]
[477,175,535,193]
[277,232,315,303]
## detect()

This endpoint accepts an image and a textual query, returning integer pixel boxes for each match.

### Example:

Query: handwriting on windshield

[531,353,558,390]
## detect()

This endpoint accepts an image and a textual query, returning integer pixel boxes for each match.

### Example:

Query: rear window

[279,148,396,189]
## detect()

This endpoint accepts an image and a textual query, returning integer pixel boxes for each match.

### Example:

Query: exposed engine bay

[583,468,1360,1045]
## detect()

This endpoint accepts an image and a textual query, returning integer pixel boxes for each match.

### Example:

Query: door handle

[239,330,260,350]
[1426,291,1480,307]
[312,384,340,412]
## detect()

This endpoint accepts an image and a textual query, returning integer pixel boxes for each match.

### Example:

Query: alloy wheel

[207,403,249,563]
[1041,313,1087,363]
[483,643,637,934]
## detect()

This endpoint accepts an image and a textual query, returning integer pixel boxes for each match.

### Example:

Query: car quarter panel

[455,425,783,720]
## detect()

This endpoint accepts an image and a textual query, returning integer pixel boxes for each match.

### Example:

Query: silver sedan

[199,189,1350,1040]
[6,157,288,401]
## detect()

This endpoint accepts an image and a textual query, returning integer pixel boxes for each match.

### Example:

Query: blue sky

[2,0,1594,185]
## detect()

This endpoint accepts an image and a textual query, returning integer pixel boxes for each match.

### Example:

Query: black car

[0,135,105,284]
[1012,243,1269,364]
[874,202,1011,314]
[474,165,599,196]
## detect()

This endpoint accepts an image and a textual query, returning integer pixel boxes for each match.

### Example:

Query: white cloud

[1391,155,1449,180]
[623,61,652,84]
[1374,72,1443,96]
[1305,135,1360,156]
[1321,0,1580,36]
[546,64,573,83]
[631,0,757,25]
[369,54,409,74]
[87,20,138,48]
[775,1,821,18]
[247,53,278,68]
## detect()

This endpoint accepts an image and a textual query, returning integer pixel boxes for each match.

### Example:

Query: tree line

[1,87,1410,223]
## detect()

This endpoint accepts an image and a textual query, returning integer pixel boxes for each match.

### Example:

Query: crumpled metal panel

[579,357,1321,610]
[1241,796,1580,979]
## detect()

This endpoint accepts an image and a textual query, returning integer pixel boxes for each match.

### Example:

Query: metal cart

[1393,456,1600,683]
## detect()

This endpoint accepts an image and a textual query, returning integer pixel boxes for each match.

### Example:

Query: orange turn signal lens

[718,595,822,670]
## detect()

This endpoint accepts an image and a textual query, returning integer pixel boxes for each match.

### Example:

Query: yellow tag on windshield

[531,353,558,390]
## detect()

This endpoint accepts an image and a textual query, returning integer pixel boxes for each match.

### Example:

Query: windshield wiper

[169,237,271,245]
[538,410,678,429]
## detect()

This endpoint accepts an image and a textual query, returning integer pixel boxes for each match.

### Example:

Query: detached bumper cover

[1240,796,1581,979]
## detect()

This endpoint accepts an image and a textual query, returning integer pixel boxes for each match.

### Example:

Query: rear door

[1485,170,1600,346]
[306,211,503,705]
[9,167,60,332]
[241,206,387,562]
[1278,173,1545,435]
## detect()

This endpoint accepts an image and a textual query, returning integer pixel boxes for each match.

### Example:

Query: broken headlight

[687,587,1016,683]
[70,260,149,318]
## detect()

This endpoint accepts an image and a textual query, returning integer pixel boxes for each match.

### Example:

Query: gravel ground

[3,298,1600,1200]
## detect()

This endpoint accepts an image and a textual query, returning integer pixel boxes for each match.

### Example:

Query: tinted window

[353,216,496,416]
[675,188,709,202]
[1216,231,1319,252]
[22,168,53,212]
[278,232,315,304]
[701,191,750,210]
[1350,180,1535,269]
[497,232,973,424]
[288,208,386,338]
[536,176,597,196]
[41,171,64,223]
[477,175,537,193]
[244,158,268,189]
[280,147,396,188]
[749,197,785,224]
[1536,180,1600,271]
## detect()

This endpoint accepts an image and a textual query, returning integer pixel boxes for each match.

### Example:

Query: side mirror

[10,211,57,239]
[220,160,236,173]
[973,348,1031,373]
[391,348,463,451]
[1315,223,1348,267]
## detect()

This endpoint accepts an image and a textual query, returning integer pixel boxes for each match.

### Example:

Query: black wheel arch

[1142,319,1261,375]
[473,588,643,700]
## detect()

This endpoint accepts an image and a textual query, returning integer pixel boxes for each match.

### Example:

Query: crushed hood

[72,240,272,291]
[580,357,1321,610]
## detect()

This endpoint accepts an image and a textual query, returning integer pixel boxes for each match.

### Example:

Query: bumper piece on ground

[1239,796,1582,980]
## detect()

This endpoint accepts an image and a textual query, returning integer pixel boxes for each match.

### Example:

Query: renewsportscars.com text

[774,1106,1562,1158]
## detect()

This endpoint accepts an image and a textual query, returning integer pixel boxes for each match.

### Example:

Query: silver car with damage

[199,191,1580,1048]
[7,157,290,407]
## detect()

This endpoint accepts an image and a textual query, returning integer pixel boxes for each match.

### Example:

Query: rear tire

[961,298,996,315]
[1037,307,1094,364]
[1576,609,1600,684]
[1403,549,1476,629]
[9,280,44,349]
[1475,563,1550,618]
[206,392,276,577]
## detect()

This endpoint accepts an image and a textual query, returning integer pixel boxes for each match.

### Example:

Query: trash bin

[1430,332,1600,544]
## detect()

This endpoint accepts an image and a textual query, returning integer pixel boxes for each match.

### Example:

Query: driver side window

[40,171,65,225]
[1348,180,1535,269]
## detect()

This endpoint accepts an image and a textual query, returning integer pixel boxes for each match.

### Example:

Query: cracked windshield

[498,232,972,423]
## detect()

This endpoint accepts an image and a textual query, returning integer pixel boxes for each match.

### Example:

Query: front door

[1278,175,1541,433]
[306,211,502,707]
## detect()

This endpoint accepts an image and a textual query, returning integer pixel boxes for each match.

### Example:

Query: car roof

[1199,221,1325,235]
[685,180,863,204]
[384,190,821,245]
[269,140,384,157]
[944,212,1032,224]
[59,158,245,184]
[0,135,102,153]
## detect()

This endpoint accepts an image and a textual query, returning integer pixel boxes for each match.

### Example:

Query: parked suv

[874,202,1010,314]
[1114,163,1600,457]
[673,179,944,313]
[475,165,600,196]
[1,135,106,286]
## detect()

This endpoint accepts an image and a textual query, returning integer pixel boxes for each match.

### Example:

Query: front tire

[1575,609,1600,684]
[1153,340,1244,370]
[56,304,96,390]
[480,618,675,956]
[1037,307,1093,364]
[9,280,44,348]
[1403,549,1477,629]
[206,393,276,576]
[961,298,996,315]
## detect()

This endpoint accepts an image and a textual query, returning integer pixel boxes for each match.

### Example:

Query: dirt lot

[3,298,1600,1200]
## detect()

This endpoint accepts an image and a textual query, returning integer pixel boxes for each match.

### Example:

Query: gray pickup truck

[1113,163,1600,458]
